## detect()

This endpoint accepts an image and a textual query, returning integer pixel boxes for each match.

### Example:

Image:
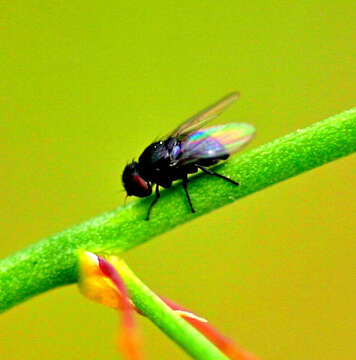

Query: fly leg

[182,174,195,213]
[146,184,160,220]
[197,165,239,186]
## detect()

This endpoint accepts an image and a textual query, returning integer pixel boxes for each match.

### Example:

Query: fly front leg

[182,174,195,213]
[197,165,239,186]
[146,184,160,220]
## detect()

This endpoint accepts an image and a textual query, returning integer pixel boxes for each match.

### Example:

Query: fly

[122,92,255,220]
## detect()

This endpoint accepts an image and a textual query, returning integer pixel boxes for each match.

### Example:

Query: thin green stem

[116,260,229,360]
[0,108,355,313]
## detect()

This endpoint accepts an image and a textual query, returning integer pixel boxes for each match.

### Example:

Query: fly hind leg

[197,165,239,186]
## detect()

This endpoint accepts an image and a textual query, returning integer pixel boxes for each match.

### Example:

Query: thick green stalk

[116,260,229,360]
[0,108,355,313]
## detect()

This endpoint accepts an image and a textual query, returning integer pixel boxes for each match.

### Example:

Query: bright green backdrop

[0,1,355,359]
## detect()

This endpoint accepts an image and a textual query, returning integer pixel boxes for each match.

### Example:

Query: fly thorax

[171,144,181,160]
[165,138,181,163]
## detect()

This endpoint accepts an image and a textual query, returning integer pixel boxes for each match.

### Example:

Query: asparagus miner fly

[122,92,255,220]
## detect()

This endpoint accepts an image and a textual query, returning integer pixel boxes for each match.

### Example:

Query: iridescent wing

[176,123,255,165]
[170,92,240,139]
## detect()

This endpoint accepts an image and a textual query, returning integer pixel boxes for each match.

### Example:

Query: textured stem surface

[0,108,355,312]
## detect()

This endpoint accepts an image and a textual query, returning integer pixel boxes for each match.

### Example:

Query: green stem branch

[116,260,229,360]
[0,108,355,313]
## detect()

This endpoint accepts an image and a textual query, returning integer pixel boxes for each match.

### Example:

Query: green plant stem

[0,108,355,313]
[116,259,229,360]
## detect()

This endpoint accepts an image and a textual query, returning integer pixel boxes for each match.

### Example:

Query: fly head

[122,161,152,197]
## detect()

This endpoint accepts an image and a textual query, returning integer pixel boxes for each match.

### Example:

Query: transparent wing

[176,123,255,164]
[170,92,240,139]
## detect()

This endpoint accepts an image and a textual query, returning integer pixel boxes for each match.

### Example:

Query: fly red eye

[131,175,151,195]
[122,162,152,198]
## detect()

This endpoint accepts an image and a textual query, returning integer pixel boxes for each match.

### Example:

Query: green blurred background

[0,1,355,359]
